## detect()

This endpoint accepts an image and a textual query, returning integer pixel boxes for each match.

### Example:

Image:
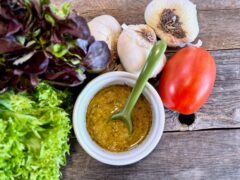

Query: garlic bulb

[117,24,166,78]
[88,15,121,71]
[145,0,199,47]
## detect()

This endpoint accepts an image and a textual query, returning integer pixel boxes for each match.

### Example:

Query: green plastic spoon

[111,40,167,133]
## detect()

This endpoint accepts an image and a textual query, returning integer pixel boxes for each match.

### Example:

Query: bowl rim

[73,71,165,166]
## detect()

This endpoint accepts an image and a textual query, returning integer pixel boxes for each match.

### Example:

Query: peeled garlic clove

[117,24,166,78]
[88,15,121,71]
[145,0,199,47]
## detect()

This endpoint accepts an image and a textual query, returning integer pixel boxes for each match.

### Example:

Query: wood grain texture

[63,130,240,180]
[54,0,240,50]
[55,0,240,11]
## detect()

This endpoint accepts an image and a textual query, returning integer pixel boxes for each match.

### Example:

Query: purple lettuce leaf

[58,11,90,40]
[0,38,25,54]
[0,17,22,37]
[82,41,110,73]
[0,0,111,92]
[43,58,86,87]
[12,51,49,75]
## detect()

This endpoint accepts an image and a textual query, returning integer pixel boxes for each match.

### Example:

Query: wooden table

[57,0,240,179]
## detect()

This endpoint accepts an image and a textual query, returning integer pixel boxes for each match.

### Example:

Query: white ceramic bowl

[73,71,165,166]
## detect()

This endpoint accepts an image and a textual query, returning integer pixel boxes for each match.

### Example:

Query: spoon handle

[122,41,167,115]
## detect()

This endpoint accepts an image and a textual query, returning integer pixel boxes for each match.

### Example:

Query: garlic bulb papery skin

[117,24,167,78]
[88,15,121,71]
[145,0,199,47]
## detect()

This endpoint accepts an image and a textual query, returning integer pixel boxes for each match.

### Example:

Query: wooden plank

[192,0,240,10]
[56,0,240,11]
[54,0,240,50]
[165,49,240,131]
[198,9,240,50]
[62,130,240,180]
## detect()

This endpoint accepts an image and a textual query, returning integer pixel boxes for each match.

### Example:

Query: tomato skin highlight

[159,47,216,115]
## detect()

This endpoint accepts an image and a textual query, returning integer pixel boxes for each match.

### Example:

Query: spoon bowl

[73,71,165,165]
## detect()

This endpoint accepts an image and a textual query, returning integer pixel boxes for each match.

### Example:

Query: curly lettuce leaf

[0,83,71,180]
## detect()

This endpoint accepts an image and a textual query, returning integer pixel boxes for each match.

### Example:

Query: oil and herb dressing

[86,85,152,152]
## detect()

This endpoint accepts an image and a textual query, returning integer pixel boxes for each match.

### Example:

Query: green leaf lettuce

[0,83,71,180]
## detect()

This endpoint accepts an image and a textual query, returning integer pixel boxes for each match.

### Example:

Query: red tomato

[159,47,216,115]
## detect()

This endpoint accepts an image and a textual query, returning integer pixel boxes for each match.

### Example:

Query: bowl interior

[73,72,165,165]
